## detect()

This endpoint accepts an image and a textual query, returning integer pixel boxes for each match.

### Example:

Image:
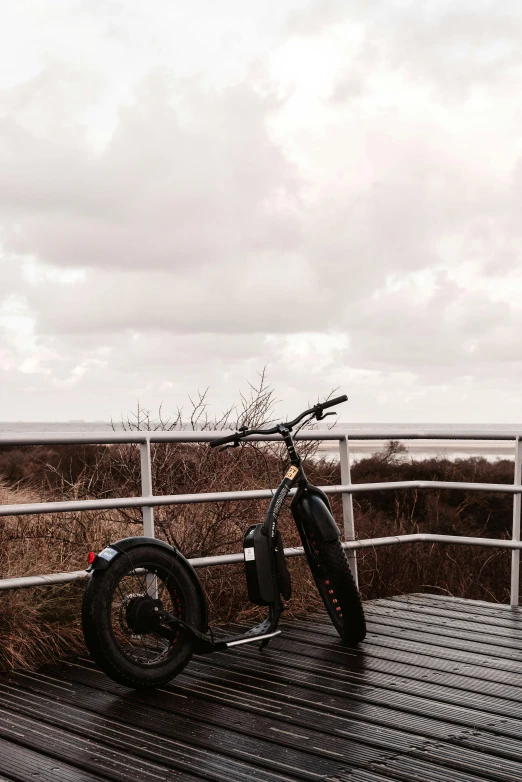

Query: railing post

[140,439,154,538]
[511,436,522,607]
[339,435,358,588]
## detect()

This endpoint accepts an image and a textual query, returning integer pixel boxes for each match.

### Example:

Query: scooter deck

[217,629,281,649]
[158,611,281,654]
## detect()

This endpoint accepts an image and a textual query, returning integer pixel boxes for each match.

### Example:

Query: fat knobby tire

[313,539,366,644]
[82,545,204,689]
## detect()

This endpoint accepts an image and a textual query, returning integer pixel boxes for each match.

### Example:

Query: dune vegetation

[0,384,515,669]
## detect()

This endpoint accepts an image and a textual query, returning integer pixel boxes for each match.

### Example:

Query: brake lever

[219,441,240,452]
[221,424,249,450]
[316,411,336,421]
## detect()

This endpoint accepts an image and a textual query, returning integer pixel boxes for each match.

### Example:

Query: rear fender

[89,536,209,631]
[291,486,340,544]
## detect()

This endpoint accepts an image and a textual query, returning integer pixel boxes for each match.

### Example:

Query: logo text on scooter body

[98,546,118,561]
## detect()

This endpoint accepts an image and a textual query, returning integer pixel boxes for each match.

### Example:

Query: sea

[1,421,521,461]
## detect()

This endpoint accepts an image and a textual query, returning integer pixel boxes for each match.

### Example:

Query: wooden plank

[51,655,493,741]
[53,656,511,736]
[401,593,520,615]
[265,622,522,689]
[390,593,522,624]
[2,596,522,782]
[268,622,522,689]
[189,643,522,718]
[268,620,522,682]
[361,628,522,672]
[0,684,304,782]
[365,622,522,660]
[193,641,522,714]
[407,741,522,782]
[287,611,522,654]
[2,669,385,777]
[0,706,206,782]
[12,657,522,782]
[40,650,522,748]
[369,599,522,636]
[342,753,517,782]
[0,735,107,782]
[183,654,522,724]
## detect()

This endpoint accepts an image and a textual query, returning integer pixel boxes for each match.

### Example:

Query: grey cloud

[381,4,522,99]
[321,1,522,104]
[23,261,329,336]
[0,68,300,271]
[3,1,522,422]
[284,0,348,37]
[345,273,522,379]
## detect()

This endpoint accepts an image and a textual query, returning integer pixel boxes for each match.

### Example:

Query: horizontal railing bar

[0,488,284,517]
[341,480,522,494]
[339,433,520,441]
[1,532,520,591]
[188,533,522,564]
[0,430,520,446]
[344,533,522,550]
[1,480,522,518]
[0,570,91,590]
[0,431,338,446]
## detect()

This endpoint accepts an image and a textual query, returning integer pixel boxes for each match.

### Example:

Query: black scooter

[82,395,366,688]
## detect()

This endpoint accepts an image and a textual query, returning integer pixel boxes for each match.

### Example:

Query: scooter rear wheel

[82,545,205,689]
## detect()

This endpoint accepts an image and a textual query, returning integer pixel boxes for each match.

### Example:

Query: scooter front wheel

[82,545,205,689]
[309,539,366,644]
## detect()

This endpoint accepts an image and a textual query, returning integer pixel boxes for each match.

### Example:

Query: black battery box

[243,524,291,605]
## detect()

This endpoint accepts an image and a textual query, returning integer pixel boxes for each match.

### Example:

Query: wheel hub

[125,594,163,634]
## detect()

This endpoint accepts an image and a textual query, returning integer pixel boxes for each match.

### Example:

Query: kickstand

[260,603,285,650]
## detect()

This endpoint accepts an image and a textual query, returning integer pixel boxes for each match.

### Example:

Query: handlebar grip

[209,432,239,448]
[320,394,348,411]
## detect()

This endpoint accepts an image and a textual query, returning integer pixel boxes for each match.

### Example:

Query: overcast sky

[1,0,522,424]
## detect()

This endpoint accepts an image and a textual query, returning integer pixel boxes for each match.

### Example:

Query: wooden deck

[1,593,522,781]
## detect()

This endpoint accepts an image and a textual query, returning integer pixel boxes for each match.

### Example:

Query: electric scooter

[82,395,366,688]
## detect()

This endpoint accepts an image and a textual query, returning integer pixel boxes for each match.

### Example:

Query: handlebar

[318,394,348,411]
[209,394,347,448]
[210,432,242,449]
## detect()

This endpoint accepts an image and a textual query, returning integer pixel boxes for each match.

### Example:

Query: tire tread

[82,545,203,689]
[314,539,366,644]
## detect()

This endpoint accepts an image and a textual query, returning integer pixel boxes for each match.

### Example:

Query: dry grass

[349,443,513,604]
[0,479,141,669]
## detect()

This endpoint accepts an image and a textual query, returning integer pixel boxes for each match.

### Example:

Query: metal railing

[0,428,521,605]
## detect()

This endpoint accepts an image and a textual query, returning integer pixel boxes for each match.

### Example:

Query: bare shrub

[351,447,513,603]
